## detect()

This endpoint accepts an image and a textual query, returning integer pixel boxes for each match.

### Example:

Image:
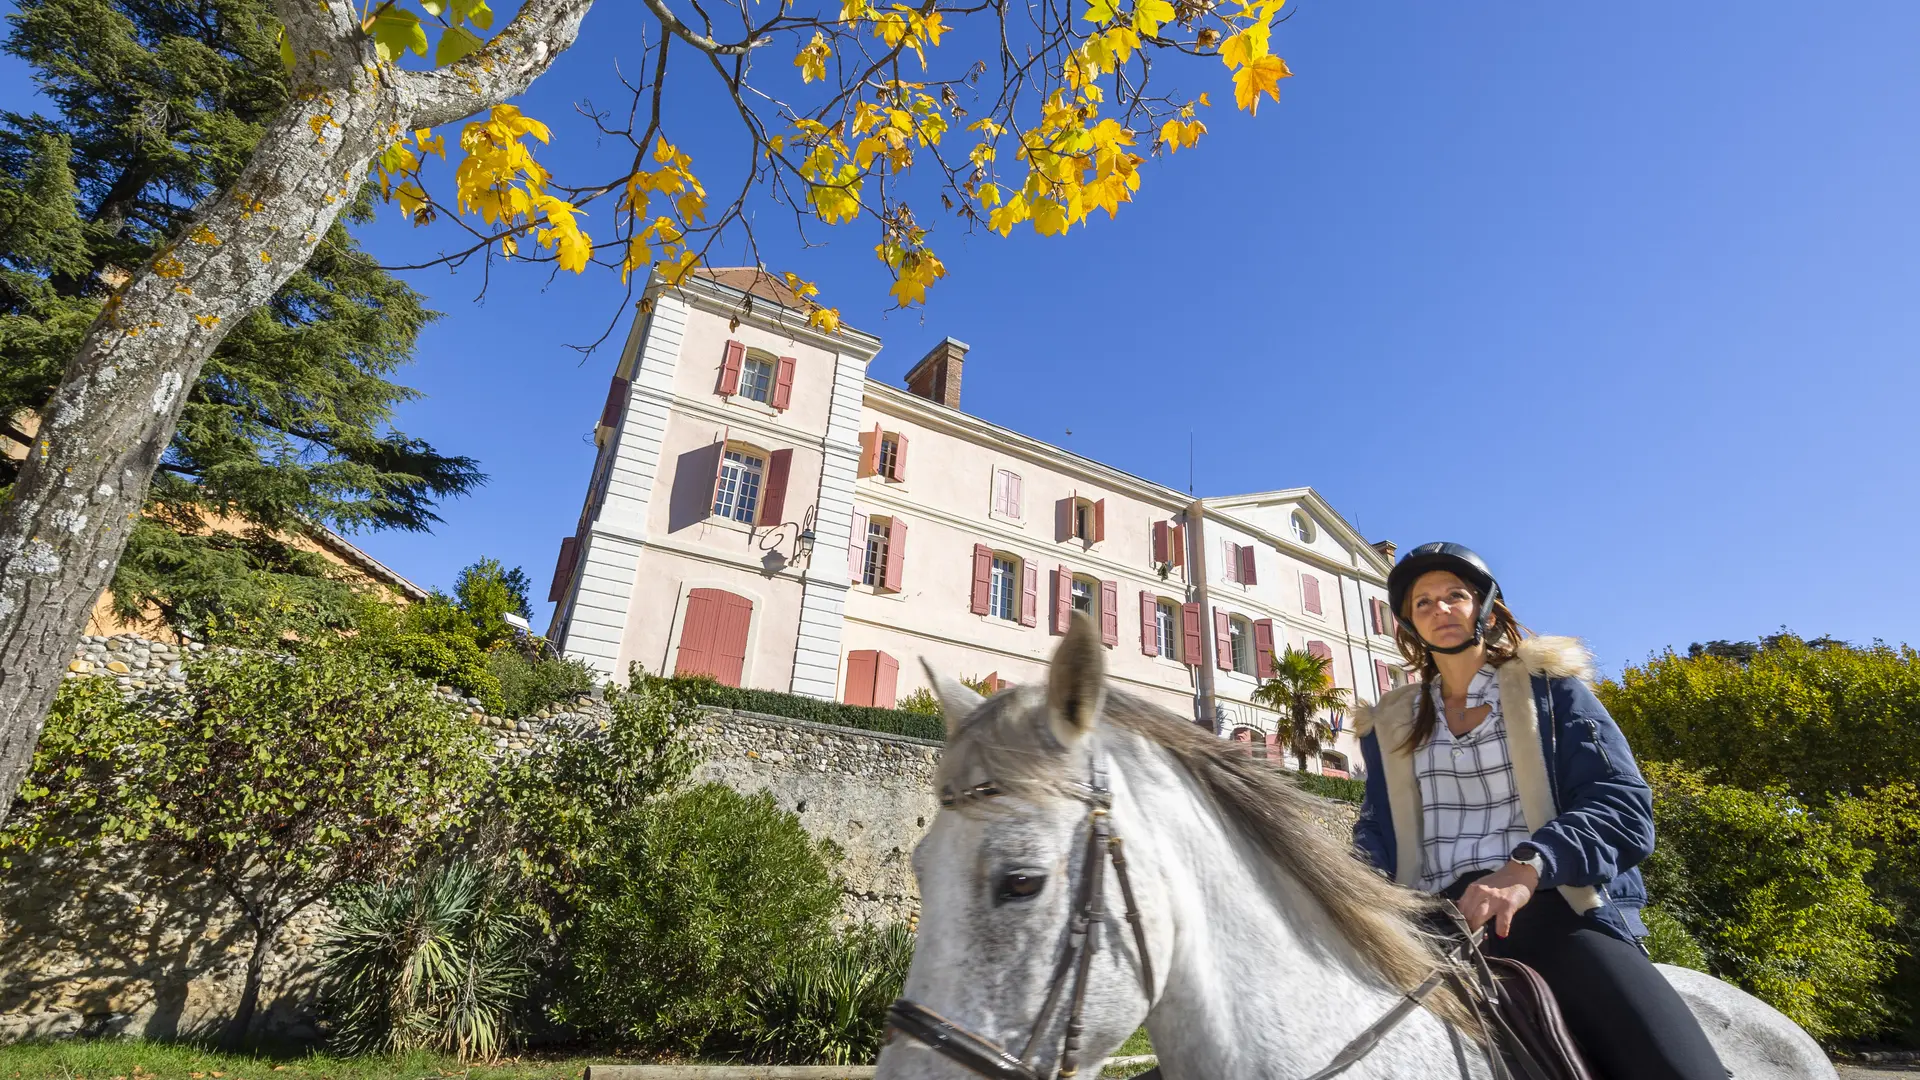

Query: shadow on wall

[0,846,324,1046]
[669,440,724,534]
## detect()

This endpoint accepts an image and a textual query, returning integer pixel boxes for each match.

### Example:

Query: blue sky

[7,1,1918,675]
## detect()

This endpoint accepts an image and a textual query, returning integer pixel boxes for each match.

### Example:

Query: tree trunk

[222,914,284,1048]
[0,0,595,825]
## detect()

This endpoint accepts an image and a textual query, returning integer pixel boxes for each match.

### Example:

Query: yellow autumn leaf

[620,235,653,283]
[1084,0,1120,22]
[456,0,494,29]
[1131,0,1174,37]
[1219,24,1268,69]
[1030,197,1069,236]
[365,6,429,61]
[1233,52,1291,113]
[659,245,701,285]
[808,306,843,333]
[435,25,483,66]
[795,32,830,83]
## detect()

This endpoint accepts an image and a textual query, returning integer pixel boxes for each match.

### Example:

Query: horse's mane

[938,685,1475,1032]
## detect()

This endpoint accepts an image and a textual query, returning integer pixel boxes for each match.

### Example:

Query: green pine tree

[0,0,480,633]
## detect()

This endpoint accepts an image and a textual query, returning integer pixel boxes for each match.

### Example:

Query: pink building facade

[547,270,1410,776]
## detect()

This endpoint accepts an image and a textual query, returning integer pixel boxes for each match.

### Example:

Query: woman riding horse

[1354,542,1724,1080]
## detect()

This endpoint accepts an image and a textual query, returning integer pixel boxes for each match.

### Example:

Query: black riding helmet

[1386,542,1502,655]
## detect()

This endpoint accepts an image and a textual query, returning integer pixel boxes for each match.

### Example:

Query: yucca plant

[747,923,915,1064]
[319,858,530,1060]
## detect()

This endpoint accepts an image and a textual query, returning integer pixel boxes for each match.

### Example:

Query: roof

[307,523,430,602]
[694,267,810,310]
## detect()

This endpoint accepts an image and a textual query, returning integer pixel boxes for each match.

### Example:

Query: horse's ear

[1046,612,1106,746]
[920,659,985,734]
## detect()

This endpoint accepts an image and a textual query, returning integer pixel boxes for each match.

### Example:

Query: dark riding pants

[1445,872,1726,1080]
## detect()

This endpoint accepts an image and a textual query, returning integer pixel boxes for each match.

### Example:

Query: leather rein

[886,750,1542,1080]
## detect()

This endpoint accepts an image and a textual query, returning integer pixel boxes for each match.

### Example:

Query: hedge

[1293,772,1366,804]
[647,675,946,742]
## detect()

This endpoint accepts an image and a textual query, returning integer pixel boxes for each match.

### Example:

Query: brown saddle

[1484,955,1598,1080]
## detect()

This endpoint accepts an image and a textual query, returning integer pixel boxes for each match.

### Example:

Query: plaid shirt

[1414,665,1533,891]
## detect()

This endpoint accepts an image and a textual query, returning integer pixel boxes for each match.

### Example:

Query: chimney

[1371,539,1397,562]
[904,337,969,410]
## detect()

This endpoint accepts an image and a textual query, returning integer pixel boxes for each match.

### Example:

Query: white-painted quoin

[547,268,1409,775]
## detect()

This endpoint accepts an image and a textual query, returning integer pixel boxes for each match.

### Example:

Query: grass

[0,1042,598,1080]
[1100,1028,1155,1078]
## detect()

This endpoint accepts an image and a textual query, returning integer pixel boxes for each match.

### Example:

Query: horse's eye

[998,871,1047,903]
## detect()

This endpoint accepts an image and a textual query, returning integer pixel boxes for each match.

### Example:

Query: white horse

[875,616,1835,1080]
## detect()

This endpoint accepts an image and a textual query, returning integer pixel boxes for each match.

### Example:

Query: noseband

[887,752,1155,1080]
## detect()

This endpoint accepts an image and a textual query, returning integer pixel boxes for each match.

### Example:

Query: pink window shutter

[1100,580,1119,647]
[844,650,877,706]
[1302,574,1323,615]
[991,471,1008,516]
[860,424,882,477]
[849,511,869,580]
[1152,521,1170,564]
[760,448,793,525]
[1181,602,1203,665]
[890,432,909,482]
[1214,609,1232,671]
[1093,499,1107,543]
[549,536,579,602]
[1056,498,1073,543]
[1239,544,1258,586]
[1139,591,1158,657]
[713,592,754,687]
[719,340,745,395]
[600,376,630,428]
[970,543,993,615]
[1307,639,1333,661]
[884,517,908,592]
[772,355,796,410]
[1253,619,1276,679]
[1053,566,1072,634]
[1021,563,1039,627]
[1222,541,1238,584]
[874,652,900,709]
[676,589,722,678]
[1008,473,1023,518]
[1375,660,1392,697]
[1171,523,1186,567]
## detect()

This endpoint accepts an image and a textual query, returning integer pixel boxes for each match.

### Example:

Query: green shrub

[320,859,530,1060]
[552,783,844,1052]
[1641,762,1899,1042]
[487,648,598,718]
[643,672,943,741]
[376,631,504,714]
[1641,905,1709,972]
[746,923,914,1064]
[1292,772,1366,804]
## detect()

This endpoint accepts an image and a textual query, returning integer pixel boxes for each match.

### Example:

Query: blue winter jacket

[1352,637,1653,945]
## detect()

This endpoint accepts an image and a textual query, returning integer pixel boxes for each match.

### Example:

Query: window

[845,649,901,708]
[878,435,900,479]
[992,469,1024,519]
[1155,600,1179,659]
[1057,496,1105,543]
[1291,510,1316,544]
[1301,572,1323,615]
[989,557,1018,620]
[713,449,764,523]
[863,519,891,587]
[1074,503,1093,541]
[1229,616,1254,675]
[736,356,776,404]
[1071,577,1096,615]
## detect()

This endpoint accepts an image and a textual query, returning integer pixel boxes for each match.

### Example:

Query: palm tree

[1251,646,1353,773]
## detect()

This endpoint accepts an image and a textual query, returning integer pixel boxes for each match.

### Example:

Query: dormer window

[1291,510,1316,544]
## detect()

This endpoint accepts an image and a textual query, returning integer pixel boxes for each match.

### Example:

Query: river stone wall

[1,634,1353,1045]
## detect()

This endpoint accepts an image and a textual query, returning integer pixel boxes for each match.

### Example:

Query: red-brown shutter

[1239,544,1258,585]
[1181,602,1202,665]
[1093,499,1107,543]
[772,355,796,410]
[884,517,908,591]
[1020,562,1039,627]
[719,340,745,395]
[860,424,881,477]
[760,448,793,525]
[970,543,993,614]
[714,591,753,686]
[1254,618,1276,679]
[874,651,900,709]
[1306,639,1333,661]
[1171,523,1186,567]
[1302,574,1323,614]
[1100,580,1119,646]
[849,511,869,581]
[1139,591,1158,656]
[1152,521,1170,564]
[1054,566,1072,634]
[890,432,909,482]
[1375,659,1392,697]
[1056,498,1073,542]
[845,650,878,706]
[1214,608,1232,671]
[549,535,579,602]
[600,376,630,428]
[676,589,723,678]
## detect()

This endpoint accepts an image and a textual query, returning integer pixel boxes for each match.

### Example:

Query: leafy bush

[1292,772,1365,804]
[552,783,845,1053]
[746,923,915,1064]
[643,672,943,741]
[320,859,530,1060]
[1640,905,1709,972]
[1641,762,1899,1041]
[376,630,504,714]
[487,647,598,718]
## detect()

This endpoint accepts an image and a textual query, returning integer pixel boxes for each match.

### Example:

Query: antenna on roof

[1189,432,1195,494]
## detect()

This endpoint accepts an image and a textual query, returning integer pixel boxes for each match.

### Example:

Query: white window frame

[713,449,765,524]
[1229,616,1254,675]
[737,355,777,405]
[988,556,1019,621]
[1070,575,1098,620]
[1155,599,1179,660]
[1291,510,1316,544]
[862,518,891,587]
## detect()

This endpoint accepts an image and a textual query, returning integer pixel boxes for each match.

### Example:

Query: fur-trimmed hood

[1354,635,1593,738]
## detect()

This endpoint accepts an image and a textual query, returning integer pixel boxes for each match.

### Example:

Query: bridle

[885,744,1545,1080]
[887,748,1155,1080]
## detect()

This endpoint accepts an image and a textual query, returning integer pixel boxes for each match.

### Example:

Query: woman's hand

[1458,861,1539,938]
